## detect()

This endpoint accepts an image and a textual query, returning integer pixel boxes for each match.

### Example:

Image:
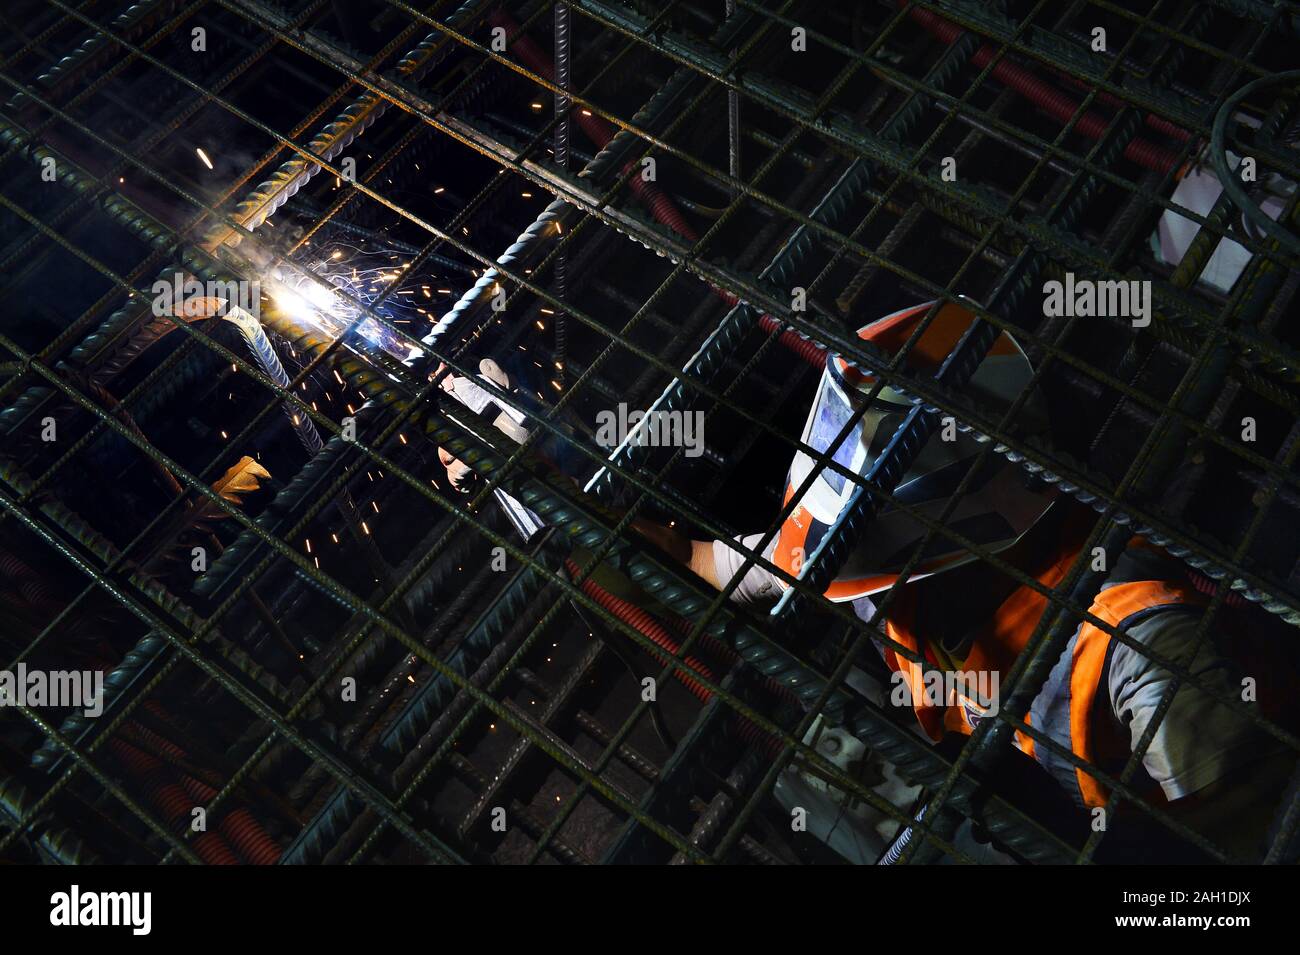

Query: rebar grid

[0,0,1296,866]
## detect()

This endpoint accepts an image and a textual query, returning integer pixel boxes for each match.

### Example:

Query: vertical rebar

[554,1,571,387]
[726,0,740,193]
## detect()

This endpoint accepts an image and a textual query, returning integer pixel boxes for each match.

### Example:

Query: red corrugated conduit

[109,737,243,865]
[1056,73,1193,143]
[1187,569,1249,608]
[126,712,283,865]
[566,558,716,701]
[96,675,283,864]
[902,3,1187,176]
[567,561,783,755]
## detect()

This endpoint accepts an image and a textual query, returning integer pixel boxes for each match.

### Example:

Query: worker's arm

[619,515,722,588]
[432,363,530,490]
[628,520,787,603]
[437,446,474,492]
[1161,752,1294,860]
[1108,609,1294,857]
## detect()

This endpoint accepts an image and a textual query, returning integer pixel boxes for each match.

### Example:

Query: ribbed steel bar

[566,0,1298,344]
[0,180,1227,873]
[520,14,982,857]
[0,136,639,867]
[0,55,816,867]
[710,0,1246,863]
[66,0,1300,443]
[725,0,739,193]
[0,302,736,865]
[31,0,1300,372]
[711,1,1099,854]
[896,4,1285,862]
[331,1,840,863]
[204,0,495,249]
[5,0,182,111]
[455,631,603,842]
[281,530,571,863]
[0,179,842,873]
[502,4,945,863]
[410,18,1300,537]
[907,0,1293,160]
[0,0,350,431]
[2,13,754,867]
[10,0,1300,867]
[883,6,1236,867]
[602,670,740,864]
[7,59,1289,779]
[0,774,102,864]
[0,0,208,273]
[3,74,1292,752]
[415,0,1282,330]
[584,31,979,498]
[553,0,570,385]
[778,0,1184,611]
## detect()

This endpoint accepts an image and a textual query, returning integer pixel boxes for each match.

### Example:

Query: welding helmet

[771,299,1054,602]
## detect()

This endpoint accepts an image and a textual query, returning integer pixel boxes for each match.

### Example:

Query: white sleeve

[446,375,529,440]
[712,534,782,605]
[1107,608,1286,800]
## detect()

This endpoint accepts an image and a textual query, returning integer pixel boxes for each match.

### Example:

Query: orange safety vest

[881,542,1205,809]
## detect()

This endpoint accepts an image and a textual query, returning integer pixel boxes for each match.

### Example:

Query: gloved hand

[438,447,475,493]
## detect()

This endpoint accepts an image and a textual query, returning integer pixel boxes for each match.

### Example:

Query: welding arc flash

[197,148,214,170]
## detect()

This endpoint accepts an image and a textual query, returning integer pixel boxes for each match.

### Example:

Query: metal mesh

[0,0,1297,865]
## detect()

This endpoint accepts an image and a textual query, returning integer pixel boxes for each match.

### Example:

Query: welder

[430,353,677,548]
[432,354,587,493]
[655,299,1298,859]
[429,353,678,605]
[433,356,532,494]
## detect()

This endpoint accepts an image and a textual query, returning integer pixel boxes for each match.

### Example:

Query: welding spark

[196,147,214,170]
[268,245,432,363]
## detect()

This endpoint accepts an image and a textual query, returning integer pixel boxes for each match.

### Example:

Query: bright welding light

[302,281,338,312]
[269,244,437,367]
[272,287,315,323]
[270,279,352,352]
[196,147,214,170]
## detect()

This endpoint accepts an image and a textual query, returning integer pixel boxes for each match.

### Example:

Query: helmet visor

[806,375,863,494]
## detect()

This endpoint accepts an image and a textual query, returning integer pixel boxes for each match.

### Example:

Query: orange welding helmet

[771,298,1054,602]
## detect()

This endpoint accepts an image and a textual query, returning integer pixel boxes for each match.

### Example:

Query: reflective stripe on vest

[883,570,1203,809]
[883,542,1081,754]
[1029,580,1202,809]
